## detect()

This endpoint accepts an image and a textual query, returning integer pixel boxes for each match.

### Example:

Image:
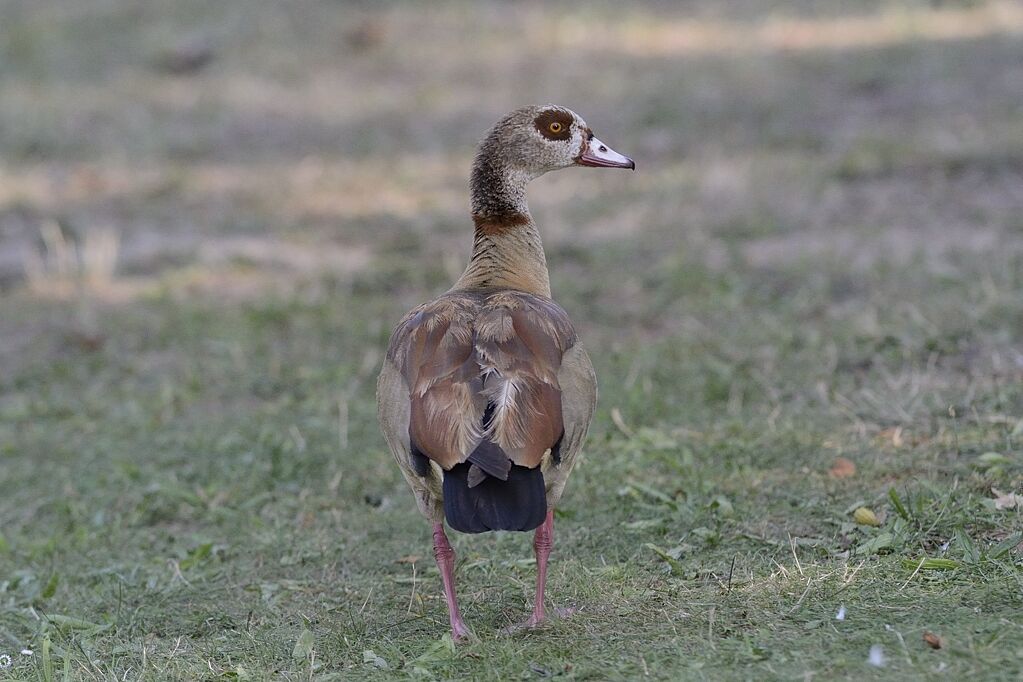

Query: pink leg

[432,523,470,641]
[527,510,555,627]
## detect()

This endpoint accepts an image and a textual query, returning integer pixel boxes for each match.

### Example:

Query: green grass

[2,0,1023,679]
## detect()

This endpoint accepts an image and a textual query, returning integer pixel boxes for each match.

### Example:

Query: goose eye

[549,122,563,133]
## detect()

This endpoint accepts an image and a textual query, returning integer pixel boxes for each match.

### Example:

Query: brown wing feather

[386,290,577,472]
[387,294,485,469]
[475,293,576,468]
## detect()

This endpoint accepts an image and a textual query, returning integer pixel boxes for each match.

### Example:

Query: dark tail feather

[443,462,546,533]
[466,440,511,486]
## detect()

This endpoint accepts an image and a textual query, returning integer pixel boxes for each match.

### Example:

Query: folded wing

[386,291,577,473]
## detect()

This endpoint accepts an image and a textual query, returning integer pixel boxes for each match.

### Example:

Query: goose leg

[432,523,470,641]
[527,509,555,627]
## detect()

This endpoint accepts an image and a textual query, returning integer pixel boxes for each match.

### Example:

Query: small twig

[358,586,374,615]
[406,563,417,615]
[788,578,814,614]
[610,407,634,437]
[338,397,349,450]
[169,561,191,586]
[900,558,926,591]
[842,561,865,587]
[888,624,913,665]
[789,534,804,577]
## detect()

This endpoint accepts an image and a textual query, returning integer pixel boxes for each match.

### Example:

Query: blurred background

[1,0,1022,678]
[3,1,1022,305]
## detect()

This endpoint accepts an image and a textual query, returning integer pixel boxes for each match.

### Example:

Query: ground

[1,1,1022,680]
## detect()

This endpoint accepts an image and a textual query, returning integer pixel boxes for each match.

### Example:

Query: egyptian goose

[377,105,634,639]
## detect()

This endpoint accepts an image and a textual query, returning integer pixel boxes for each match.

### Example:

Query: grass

[1,0,1023,679]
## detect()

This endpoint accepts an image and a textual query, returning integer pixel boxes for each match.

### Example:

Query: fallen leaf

[923,632,943,649]
[988,533,1023,558]
[646,543,684,575]
[854,531,893,556]
[992,488,1021,511]
[901,557,959,571]
[853,507,880,526]
[828,457,856,479]
[413,634,457,663]
[292,629,314,660]
[179,542,213,570]
[709,495,734,517]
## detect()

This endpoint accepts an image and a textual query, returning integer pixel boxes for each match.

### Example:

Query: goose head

[470,105,633,221]
[478,104,634,180]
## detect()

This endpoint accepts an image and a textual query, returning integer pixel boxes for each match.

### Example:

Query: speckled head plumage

[470,105,634,221]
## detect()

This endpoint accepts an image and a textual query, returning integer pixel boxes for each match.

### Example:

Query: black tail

[443,461,546,533]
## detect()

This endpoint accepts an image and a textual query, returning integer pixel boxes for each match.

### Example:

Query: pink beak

[577,135,635,170]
